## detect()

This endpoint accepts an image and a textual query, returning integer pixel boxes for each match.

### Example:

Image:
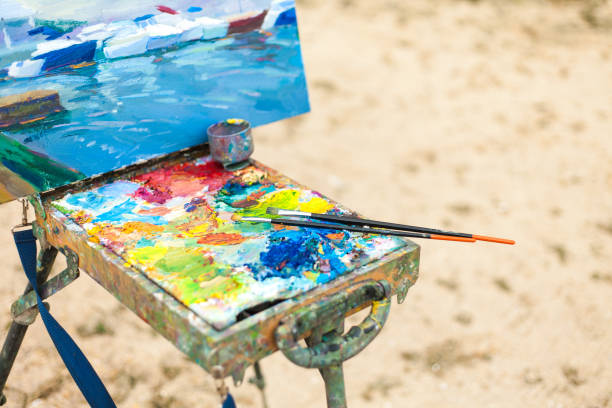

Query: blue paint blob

[135,237,156,248]
[65,181,139,212]
[220,180,258,197]
[98,180,140,196]
[94,199,167,225]
[184,197,206,212]
[217,180,274,206]
[252,228,348,281]
[134,14,154,22]
[28,26,63,40]
[65,191,117,211]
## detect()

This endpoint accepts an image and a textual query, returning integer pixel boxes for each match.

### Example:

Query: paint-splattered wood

[33,152,419,382]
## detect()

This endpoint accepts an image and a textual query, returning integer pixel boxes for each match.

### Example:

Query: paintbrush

[239,216,477,242]
[266,207,515,245]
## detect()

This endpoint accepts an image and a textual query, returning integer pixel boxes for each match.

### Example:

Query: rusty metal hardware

[10,199,31,234]
[275,279,391,369]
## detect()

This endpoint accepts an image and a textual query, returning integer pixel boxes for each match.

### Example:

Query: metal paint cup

[207,119,254,170]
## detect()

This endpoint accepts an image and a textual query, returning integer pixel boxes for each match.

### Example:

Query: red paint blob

[133,186,172,204]
[131,160,234,204]
[156,5,178,14]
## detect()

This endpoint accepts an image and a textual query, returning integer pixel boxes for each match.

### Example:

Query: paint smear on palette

[52,157,407,329]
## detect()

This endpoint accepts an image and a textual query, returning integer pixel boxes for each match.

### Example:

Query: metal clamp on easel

[10,199,30,233]
[275,279,392,408]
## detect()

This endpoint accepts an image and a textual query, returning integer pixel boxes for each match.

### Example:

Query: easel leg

[320,363,347,408]
[250,361,269,408]
[276,281,391,408]
[0,246,58,405]
[307,322,348,408]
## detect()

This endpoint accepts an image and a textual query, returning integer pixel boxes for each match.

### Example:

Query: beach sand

[0,0,610,406]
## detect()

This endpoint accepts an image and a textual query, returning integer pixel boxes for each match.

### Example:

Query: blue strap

[223,393,236,408]
[13,228,116,408]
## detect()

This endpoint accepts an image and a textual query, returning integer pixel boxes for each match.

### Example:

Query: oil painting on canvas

[0,0,309,203]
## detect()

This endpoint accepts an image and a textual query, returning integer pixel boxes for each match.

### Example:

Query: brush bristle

[266,207,280,215]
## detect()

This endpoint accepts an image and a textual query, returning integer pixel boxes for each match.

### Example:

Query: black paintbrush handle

[309,213,472,238]
[270,218,431,239]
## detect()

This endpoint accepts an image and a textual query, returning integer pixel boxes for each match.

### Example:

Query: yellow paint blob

[184,223,211,238]
[303,271,318,282]
[299,196,334,214]
[125,246,168,268]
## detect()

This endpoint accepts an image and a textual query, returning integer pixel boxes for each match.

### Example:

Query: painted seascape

[0,0,309,203]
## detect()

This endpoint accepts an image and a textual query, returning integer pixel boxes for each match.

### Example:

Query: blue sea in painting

[0,25,308,176]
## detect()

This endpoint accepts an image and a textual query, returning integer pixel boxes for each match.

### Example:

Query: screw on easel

[248,361,269,408]
[212,365,229,406]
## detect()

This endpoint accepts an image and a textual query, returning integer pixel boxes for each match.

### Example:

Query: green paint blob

[51,202,74,215]
[151,247,242,304]
[237,189,301,218]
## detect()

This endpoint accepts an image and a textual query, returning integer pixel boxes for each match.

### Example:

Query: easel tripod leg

[307,324,347,408]
[251,361,269,408]
[0,246,58,405]
[320,363,347,408]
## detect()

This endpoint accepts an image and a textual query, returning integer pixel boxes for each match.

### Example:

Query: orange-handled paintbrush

[240,216,476,243]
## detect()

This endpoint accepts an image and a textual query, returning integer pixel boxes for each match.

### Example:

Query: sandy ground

[0,0,610,406]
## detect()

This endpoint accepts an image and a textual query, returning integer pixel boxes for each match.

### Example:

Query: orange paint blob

[325,232,345,240]
[273,224,298,231]
[121,222,165,235]
[197,233,248,245]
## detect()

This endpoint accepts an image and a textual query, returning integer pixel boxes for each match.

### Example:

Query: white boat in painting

[194,17,229,40]
[77,23,108,39]
[84,4,264,60]
[152,14,202,43]
[144,23,181,50]
[31,39,77,58]
[31,39,97,71]
[7,58,44,78]
[154,13,229,41]
[79,21,138,46]
[103,29,149,59]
